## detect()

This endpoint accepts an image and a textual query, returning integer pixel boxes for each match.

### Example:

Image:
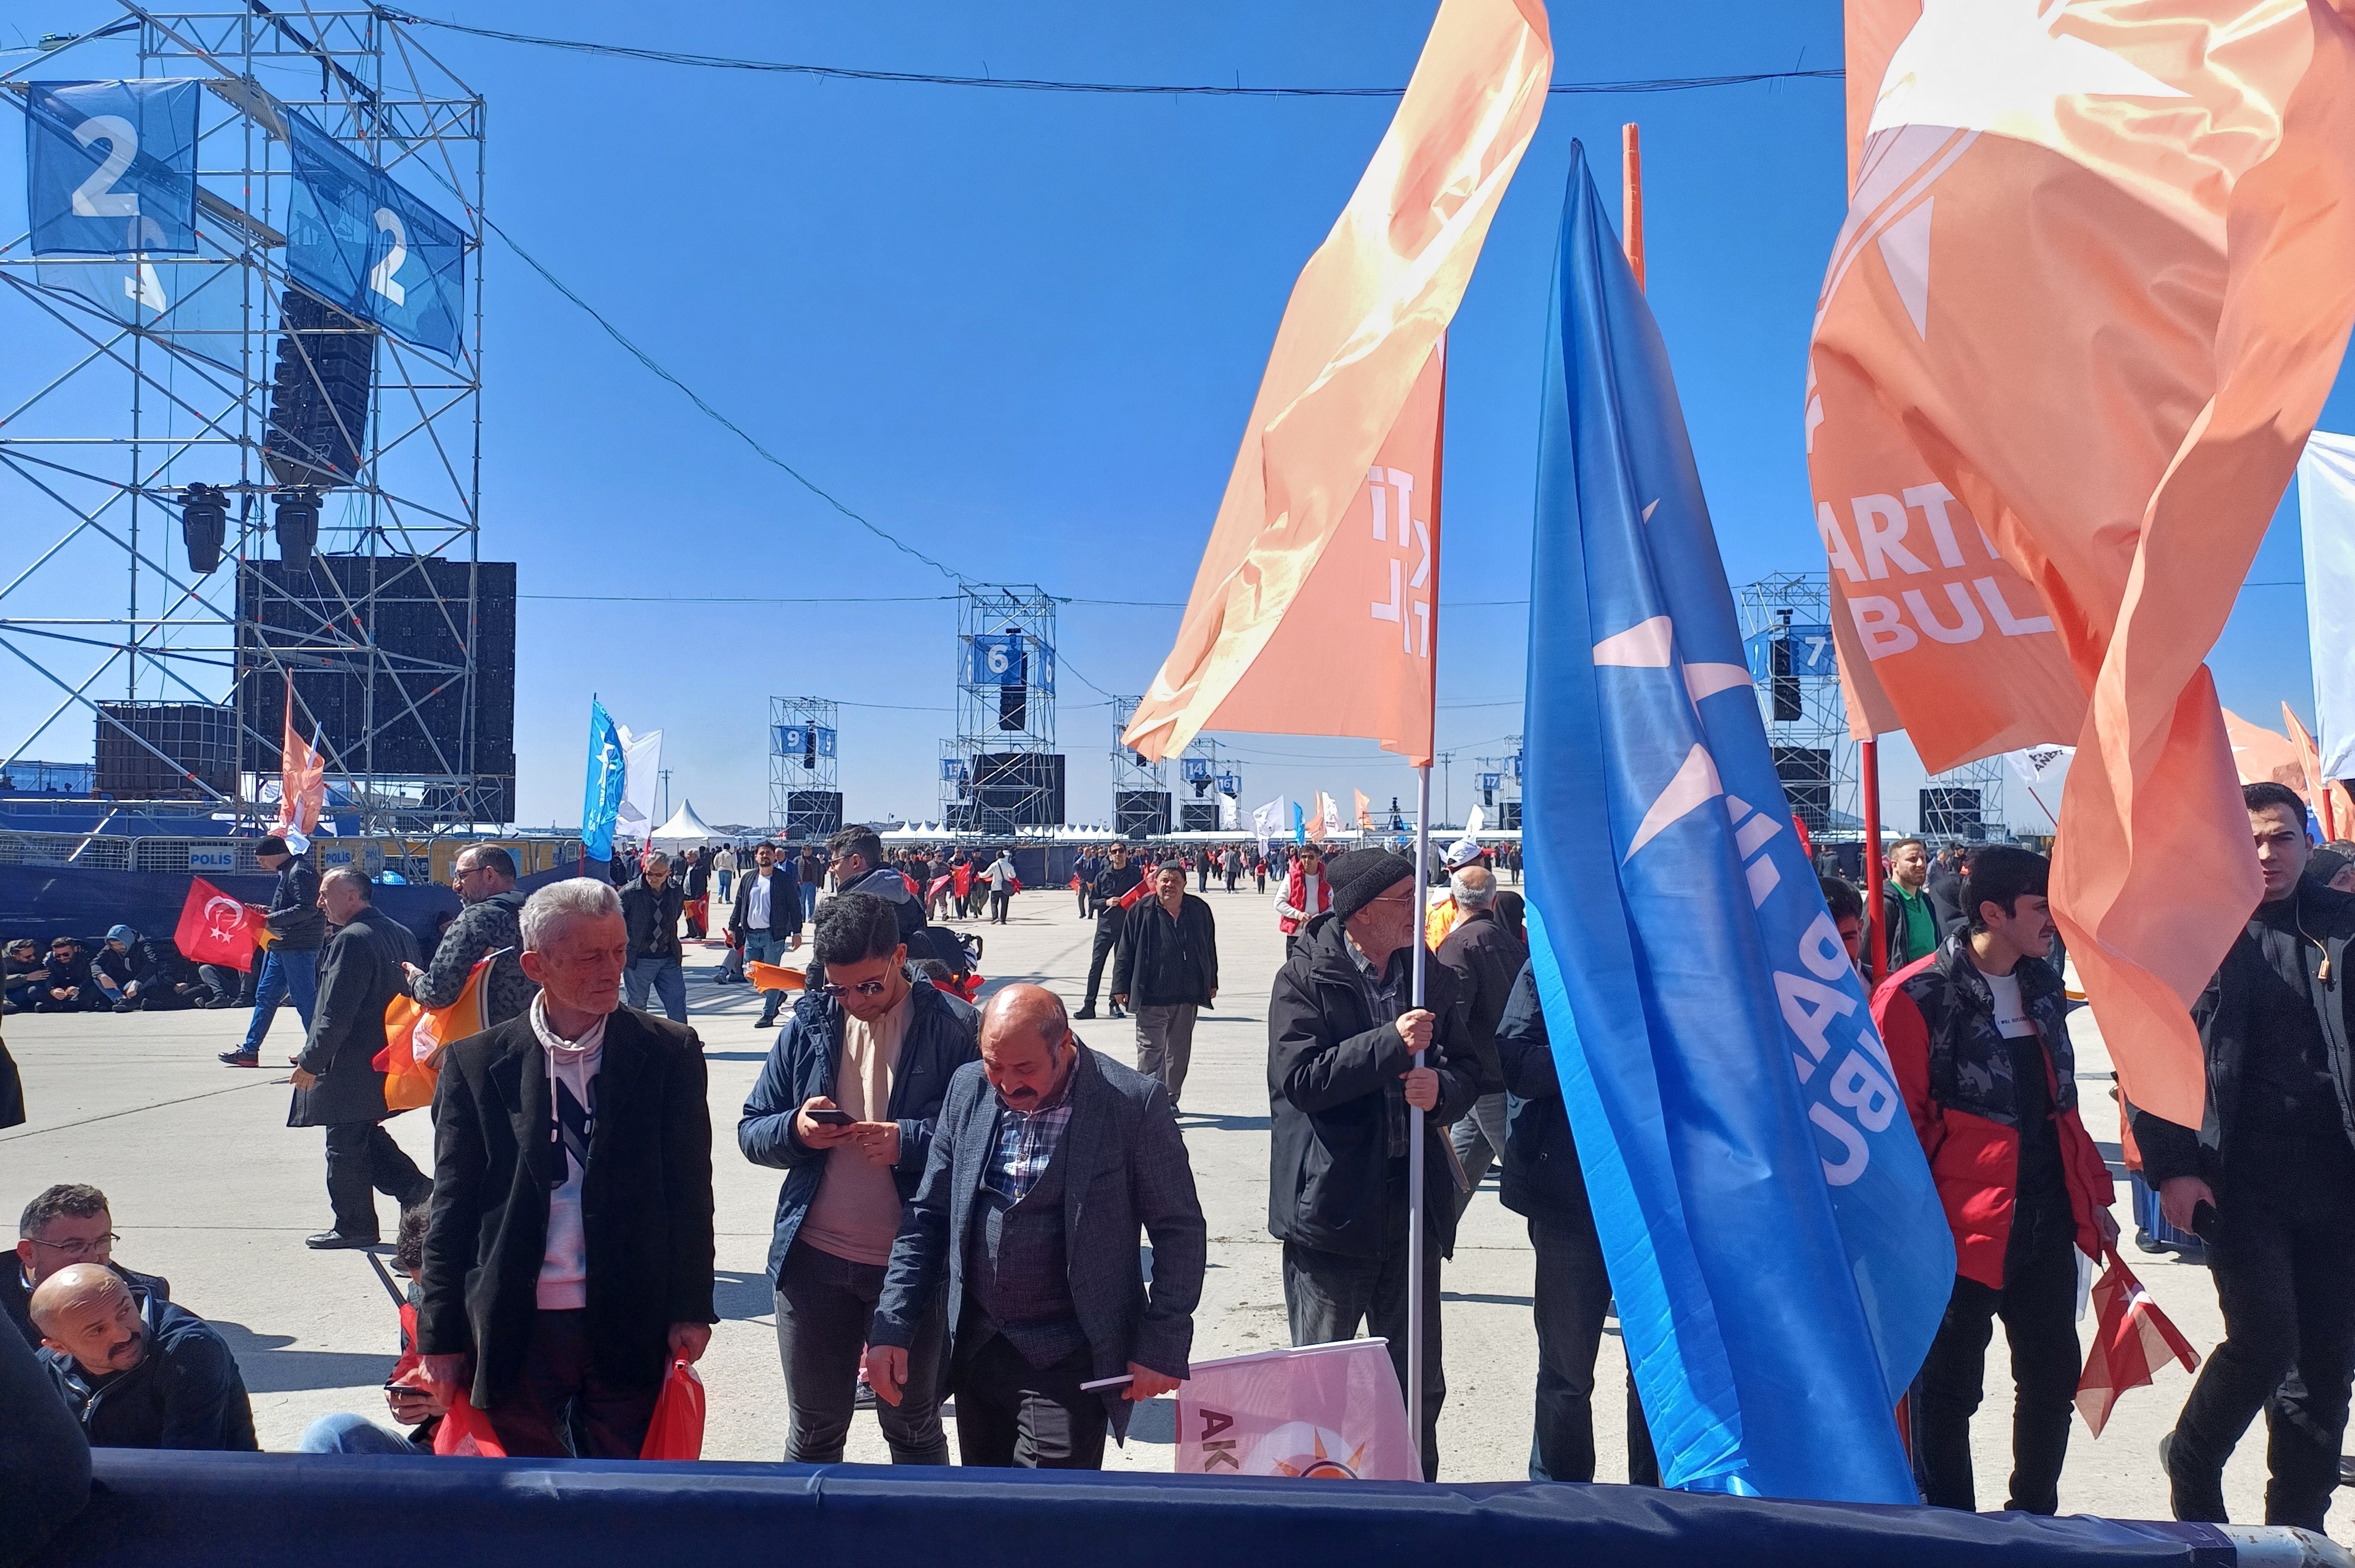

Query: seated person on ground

[30,938,105,1013]
[4,939,49,1013]
[32,1263,256,1451]
[6,1184,171,1348]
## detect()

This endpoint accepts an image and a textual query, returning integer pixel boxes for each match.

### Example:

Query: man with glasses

[739,891,979,1464]
[405,844,536,1029]
[1077,843,1143,1021]
[7,1184,172,1350]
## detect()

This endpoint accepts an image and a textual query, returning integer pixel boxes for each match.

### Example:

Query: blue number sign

[26,79,200,256]
[283,110,466,356]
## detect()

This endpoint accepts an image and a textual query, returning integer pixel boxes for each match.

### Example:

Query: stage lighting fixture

[274,489,320,561]
[179,483,227,574]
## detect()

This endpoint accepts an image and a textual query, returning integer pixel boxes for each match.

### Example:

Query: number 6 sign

[26,80,201,257]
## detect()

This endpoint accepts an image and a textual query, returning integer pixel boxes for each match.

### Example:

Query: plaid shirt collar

[983,1059,1077,1205]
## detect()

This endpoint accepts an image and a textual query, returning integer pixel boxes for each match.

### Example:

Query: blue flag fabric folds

[283,110,466,356]
[1520,144,1953,1503]
[581,698,625,864]
[26,79,200,256]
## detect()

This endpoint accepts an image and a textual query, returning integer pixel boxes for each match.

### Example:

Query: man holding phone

[739,891,979,1464]
[2146,782,2355,1533]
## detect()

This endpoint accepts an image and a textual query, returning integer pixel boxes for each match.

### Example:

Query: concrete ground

[0,880,2341,1541]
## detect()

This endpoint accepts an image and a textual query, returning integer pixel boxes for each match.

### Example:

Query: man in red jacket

[1872,846,2117,1515]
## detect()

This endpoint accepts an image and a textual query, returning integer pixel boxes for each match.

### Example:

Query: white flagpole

[1406,761,1431,1459]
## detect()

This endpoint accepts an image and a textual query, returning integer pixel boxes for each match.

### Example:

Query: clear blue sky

[4,2,2340,834]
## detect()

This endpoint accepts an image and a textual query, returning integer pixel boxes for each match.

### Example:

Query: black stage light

[274,489,320,561]
[179,483,227,574]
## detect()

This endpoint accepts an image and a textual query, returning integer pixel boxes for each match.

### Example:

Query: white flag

[2006,745,2074,788]
[1252,797,1286,852]
[2300,432,2355,779]
[616,725,663,848]
[1219,791,1242,831]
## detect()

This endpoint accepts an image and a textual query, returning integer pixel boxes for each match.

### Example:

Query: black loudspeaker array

[1772,745,1833,834]
[1919,788,1985,841]
[1116,790,1171,839]
[785,791,845,840]
[1179,802,1220,832]
[970,752,1066,830]
[264,289,373,493]
[94,702,238,799]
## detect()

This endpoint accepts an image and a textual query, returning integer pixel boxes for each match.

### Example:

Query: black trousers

[323,1122,431,1239]
[2168,1143,2355,1531]
[1082,913,1123,1009]
[989,889,1011,923]
[1913,1205,2081,1514]
[950,1331,1107,1469]
[1282,1199,1444,1481]
[1528,1211,1657,1484]
[485,1309,659,1459]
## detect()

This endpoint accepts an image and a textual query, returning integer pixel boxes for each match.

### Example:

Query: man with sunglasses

[739,891,979,1464]
[404,843,535,1028]
[6,1185,172,1350]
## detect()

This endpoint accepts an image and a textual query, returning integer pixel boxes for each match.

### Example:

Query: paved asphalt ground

[1,880,2343,1540]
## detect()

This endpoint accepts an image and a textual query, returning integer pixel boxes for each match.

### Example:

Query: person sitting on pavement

[6,1184,172,1350]
[406,844,536,1029]
[298,1206,445,1454]
[95,927,204,1012]
[32,1262,256,1451]
[31,938,105,1013]
[4,938,48,1013]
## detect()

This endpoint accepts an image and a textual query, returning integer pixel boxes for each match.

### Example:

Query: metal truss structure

[1474,733,1523,828]
[1175,736,1238,833]
[767,695,840,838]
[1736,572,1858,840]
[1921,754,2008,844]
[0,5,501,832]
[1108,695,1169,837]
[944,585,1061,836]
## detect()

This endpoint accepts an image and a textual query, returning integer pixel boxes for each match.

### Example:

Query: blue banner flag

[283,110,466,356]
[580,698,625,863]
[1520,144,1952,1504]
[26,79,200,257]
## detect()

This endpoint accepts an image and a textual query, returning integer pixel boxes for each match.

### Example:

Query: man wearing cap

[1267,847,1481,1480]
[94,927,202,1013]
[221,834,324,1068]
[1424,840,1489,950]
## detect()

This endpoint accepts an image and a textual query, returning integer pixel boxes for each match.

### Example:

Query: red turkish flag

[174,876,262,973]
[2075,1247,2200,1437]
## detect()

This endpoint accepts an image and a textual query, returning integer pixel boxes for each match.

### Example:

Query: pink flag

[2076,1248,2200,1438]
[1122,0,1550,770]
[1175,1340,1418,1483]
[1805,0,2355,1128]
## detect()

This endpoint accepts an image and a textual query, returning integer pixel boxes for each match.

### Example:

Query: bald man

[864,983,1205,1470]
[32,1263,254,1451]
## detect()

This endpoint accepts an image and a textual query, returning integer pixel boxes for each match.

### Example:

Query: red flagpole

[1622,124,1646,291]
[1861,737,1886,984]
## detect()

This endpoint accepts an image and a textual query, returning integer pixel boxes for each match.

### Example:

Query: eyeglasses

[821,977,891,999]
[29,1232,118,1258]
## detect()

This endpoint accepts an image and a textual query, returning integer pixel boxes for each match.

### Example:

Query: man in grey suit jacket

[864,983,1205,1468]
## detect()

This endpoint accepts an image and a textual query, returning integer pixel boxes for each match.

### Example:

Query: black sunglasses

[821,977,890,999]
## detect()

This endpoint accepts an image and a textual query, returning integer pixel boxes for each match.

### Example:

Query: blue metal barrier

[31,1451,2350,1568]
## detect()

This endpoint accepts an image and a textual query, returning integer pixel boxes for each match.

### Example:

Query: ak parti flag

[174,877,261,973]
[1174,1340,1419,1483]
[2077,1248,2200,1438]
[1805,0,2355,1128]
[276,692,326,850]
[1120,0,1550,769]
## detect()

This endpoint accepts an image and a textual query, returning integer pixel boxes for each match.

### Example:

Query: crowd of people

[5,793,2350,1538]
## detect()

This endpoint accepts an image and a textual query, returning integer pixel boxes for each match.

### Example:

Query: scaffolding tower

[1475,734,1523,828]
[1921,755,2008,844]
[0,7,503,831]
[1109,696,1170,838]
[768,696,841,840]
[1176,737,1239,833]
[1736,572,1857,841]
[946,585,1062,836]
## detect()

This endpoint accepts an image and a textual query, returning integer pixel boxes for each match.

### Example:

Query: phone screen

[807,1108,854,1127]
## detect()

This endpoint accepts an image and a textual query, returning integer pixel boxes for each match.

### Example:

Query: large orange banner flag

[1807,0,2355,1127]
[277,690,326,846]
[1121,0,1550,768]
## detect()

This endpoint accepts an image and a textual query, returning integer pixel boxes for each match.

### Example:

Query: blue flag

[1521,144,1953,1504]
[581,698,625,863]
[283,110,467,357]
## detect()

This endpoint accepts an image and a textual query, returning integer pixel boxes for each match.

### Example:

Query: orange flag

[2282,704,2353,841]
[1121,0,1550,769]
[2226,708,2306,795]
[1805,0,2355,1129]
[277,689,326,848]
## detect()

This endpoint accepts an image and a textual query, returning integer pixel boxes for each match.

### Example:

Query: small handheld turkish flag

[174,876,261,974]
[2077,1247,2201,1438]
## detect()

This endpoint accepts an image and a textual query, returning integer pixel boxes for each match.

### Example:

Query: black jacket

[5,1262,170,1350]
[263,857,327,952]
[1114,893,1218,1007]
[1492,962,1597,1222]
[1266,911,1480,1259]
[1434,906,1524,1098]
[683,857,711,899]
[43,1292,256,1451]
[620,877,685,963]
[2134,883,2355,1193]
[728,866,804,941]
[290,911,419,1129]
[738,973,980,1281]
[419,1006,717,1407]
[1090,862,1143,919]
[0,1037,19,1132]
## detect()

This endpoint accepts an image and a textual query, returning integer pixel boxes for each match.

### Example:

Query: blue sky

[3,2,2339,834]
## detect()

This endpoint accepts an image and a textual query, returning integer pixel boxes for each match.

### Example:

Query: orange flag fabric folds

[1805,0,2355,1128]
[1120,0,1550,769]
[277,690,326,850]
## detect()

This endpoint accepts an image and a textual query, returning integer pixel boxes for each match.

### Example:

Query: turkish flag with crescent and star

[174,876,261,973]
[1805,0,2355,1129]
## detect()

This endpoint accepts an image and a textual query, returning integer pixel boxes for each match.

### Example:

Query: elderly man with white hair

[416,876,716,1458]
[1433,863,1522,1217]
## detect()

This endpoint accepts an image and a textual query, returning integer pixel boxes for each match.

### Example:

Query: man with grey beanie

[1266,847,1480,1480]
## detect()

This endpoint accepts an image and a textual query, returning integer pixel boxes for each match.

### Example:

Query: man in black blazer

[417,877,716,1458]
[863,983,1205,1469]
[729,841,804,1029]
[290,868,432,1250]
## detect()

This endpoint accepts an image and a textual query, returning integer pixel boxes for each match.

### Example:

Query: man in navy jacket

[739,891,979,1464]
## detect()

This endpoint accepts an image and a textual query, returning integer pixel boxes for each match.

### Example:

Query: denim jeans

[745,933,789,1024]
[1450,1093,1511,1219]
[238,947,319,1053]
[625,957,686,1023]
[800,883,818,920]
[775,1238,950,1464]
[298,1411,427,1454]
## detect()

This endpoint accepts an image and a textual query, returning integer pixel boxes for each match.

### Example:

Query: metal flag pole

[1404,333,1448,1467]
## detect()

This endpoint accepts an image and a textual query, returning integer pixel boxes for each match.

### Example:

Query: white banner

[1252,797,1286,852]
[617,725,664,848]
[2298,432,2355,779]
[2007,745,2075,788]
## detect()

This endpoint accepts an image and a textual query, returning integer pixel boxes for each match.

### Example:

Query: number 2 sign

[26,80,201,257]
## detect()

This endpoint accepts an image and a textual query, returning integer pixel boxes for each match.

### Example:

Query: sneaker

[304,1231,379,1251]
[1074,1007,1097,1020]
[754,1016,775,1029]
[218,1049,260,1068]
[1109,1004,1127,1020]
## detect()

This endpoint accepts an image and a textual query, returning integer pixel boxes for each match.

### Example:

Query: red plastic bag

[640,1356,705,1460]
[432,1387,508,1457]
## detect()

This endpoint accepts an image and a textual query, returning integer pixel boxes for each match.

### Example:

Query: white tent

[649,800,723,848]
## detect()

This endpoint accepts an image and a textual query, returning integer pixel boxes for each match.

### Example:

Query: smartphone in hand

[805,1107,855,1128]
